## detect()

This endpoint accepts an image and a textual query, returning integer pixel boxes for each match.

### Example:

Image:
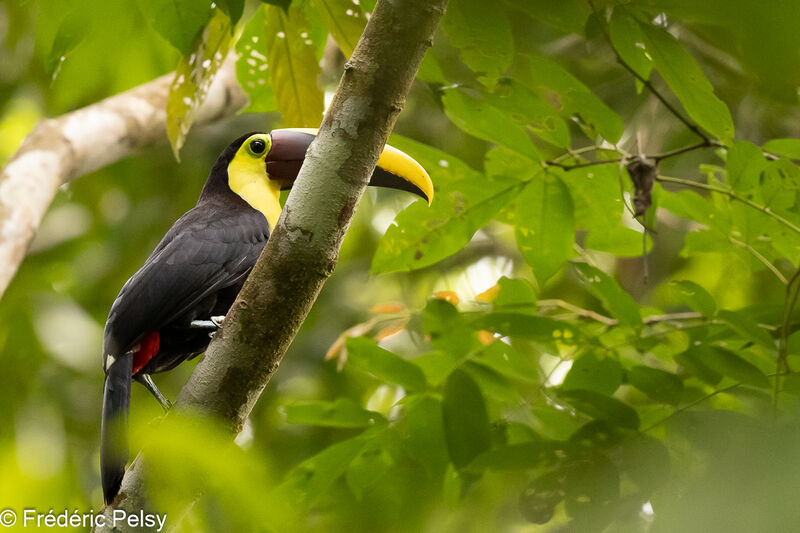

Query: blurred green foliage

[4,0,800,531]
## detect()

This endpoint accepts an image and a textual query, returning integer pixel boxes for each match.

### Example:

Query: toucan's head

[201,129,433,229]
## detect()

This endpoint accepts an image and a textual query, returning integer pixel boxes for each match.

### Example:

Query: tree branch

[95,0,449,529]
[0,55,247,299]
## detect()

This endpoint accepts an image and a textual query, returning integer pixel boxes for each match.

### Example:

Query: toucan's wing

[103,204,268,360]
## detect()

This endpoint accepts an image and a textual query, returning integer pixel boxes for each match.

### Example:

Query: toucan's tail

[100,351,132,505]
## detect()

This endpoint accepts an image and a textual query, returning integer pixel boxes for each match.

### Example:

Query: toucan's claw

[135,374,172,412]
[211,315,225,328]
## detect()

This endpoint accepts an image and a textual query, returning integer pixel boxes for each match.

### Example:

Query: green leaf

[167,9,234,159]
[264,3,324,126]
[761,159,800,211]
[236,7,277,113]
[345,432,395,500]
[442,369,492,468]
[573,263,642,326]
[515,172,575,284]
[717,309,774,348]
[636,21,734,142]
[422,299,475,357]
[443,0,513,83]
[411,352,460,387]
[137,0,213,54]
[404,395,449,477]
[620,433,671,492]
[609,9,652,81]
[562,352,623,396]
[345,337,428,392]
[475,341,540,385]
[675,347,722,385]
[442,88,541,161]
[277,431,372,507]
[471,441,556,471]
[472,313,579,343]
[727,141,767,193]
[764,139,800,160]
[510,0,588,35]
[486,79,571,148]
[283,398,385,428]
[560,389,640,429]
[371,174,522,273]
[260,0,292,10]
[310,0,365,57]
[218,0,245,25]
[482,275,538,312]
[516,55,623,143]
[680,345,769,387]
[671,280,716,317]
[47,9,86,77]
[627,366,684,405]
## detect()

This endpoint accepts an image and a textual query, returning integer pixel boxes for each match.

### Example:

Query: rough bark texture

[0,55,246,298]
[96,0,448,529]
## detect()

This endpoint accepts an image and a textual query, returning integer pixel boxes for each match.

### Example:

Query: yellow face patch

[227,133,283,229]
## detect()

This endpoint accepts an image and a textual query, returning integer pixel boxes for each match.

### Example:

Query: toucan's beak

[266,128,434,205]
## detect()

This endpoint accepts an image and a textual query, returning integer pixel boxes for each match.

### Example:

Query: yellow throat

[227,135,282,229]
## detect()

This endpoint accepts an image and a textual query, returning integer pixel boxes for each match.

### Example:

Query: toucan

[100,128,433,504]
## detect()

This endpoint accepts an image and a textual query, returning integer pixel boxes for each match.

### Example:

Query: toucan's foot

[211,315,225,327]
[135,373,172,412]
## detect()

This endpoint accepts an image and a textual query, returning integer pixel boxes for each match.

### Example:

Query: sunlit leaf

[472,313,580,343]
[310,0,365,57]
[443,88,541,161]
[727,141,767,193]
[486,79,571,148]
[137,0,213,54]
[475,341,539,385]
[264,3,324,126]
[671,280,716,317]
[717,309,774,348]
[236,7,277,113]
[46,9,86,78]
[562,352,623,396]
[167,9,234,158]
[404,395,449,476]
[443,0,513,84]
[609,9,652,81]
[636,20,734,142]
[515,171,575,284]
[573,263,641,326]
[218,0,245,25]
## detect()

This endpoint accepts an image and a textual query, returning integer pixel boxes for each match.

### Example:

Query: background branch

[0,55,247,299]
[95,0,449,529]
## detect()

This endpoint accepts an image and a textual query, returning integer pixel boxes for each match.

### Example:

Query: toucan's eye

[250,139,266,154]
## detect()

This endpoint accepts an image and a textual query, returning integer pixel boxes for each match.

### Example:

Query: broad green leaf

[404,395,449,476]
[486,79,571,148]
[764,139,800,160]
[411,352,460,387]
[717,309,774,348]
[485,146,540,183]
[671,280,716,317]
[515,172,575,284]
[442,369,492,468]
[609,9,652,81]
[283,398,385,428]
[422,299,475,357]
[345,431,395,500]
[727,141,766,193]
[573,263,642,326]
[761,159,800,211]
[627,366,684,405]
[516,55,623,143]
[137,0,213,54]
[443,0,513,84]
[236,7,277,113]
[636,21,734,142]
[509,0,588,35]
[679,345,769,387]
[47,9,86,77]
[675,347,722,385]
[475,341,539,385]
[260,0,292,10]
[471,441,557,471]
[442,88,541,161]
[658,186,714,226]
[310,0,365,57]
[265,3,324,126]
[479,275,538,312]
[560,389,640,429]
[472,313,579,343]
[562,352,623,396]
[277,431,372,507]
[167,9,234,158]
[371,175,522,273]
[219,0,245,24]
[346,337,427,392]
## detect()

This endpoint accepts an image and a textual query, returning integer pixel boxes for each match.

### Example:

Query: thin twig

[537,299,617,326]
[728,236,789,285]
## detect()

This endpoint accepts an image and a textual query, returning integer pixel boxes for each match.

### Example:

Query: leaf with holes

[443,0,513,84]
[310,0,365,57]
[167,9,234,159]
[236,7,276,113]
[264,3,324,126]
[138,0,213,54]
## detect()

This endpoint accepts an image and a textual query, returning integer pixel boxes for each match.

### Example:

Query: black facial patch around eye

[250,139,266,154]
